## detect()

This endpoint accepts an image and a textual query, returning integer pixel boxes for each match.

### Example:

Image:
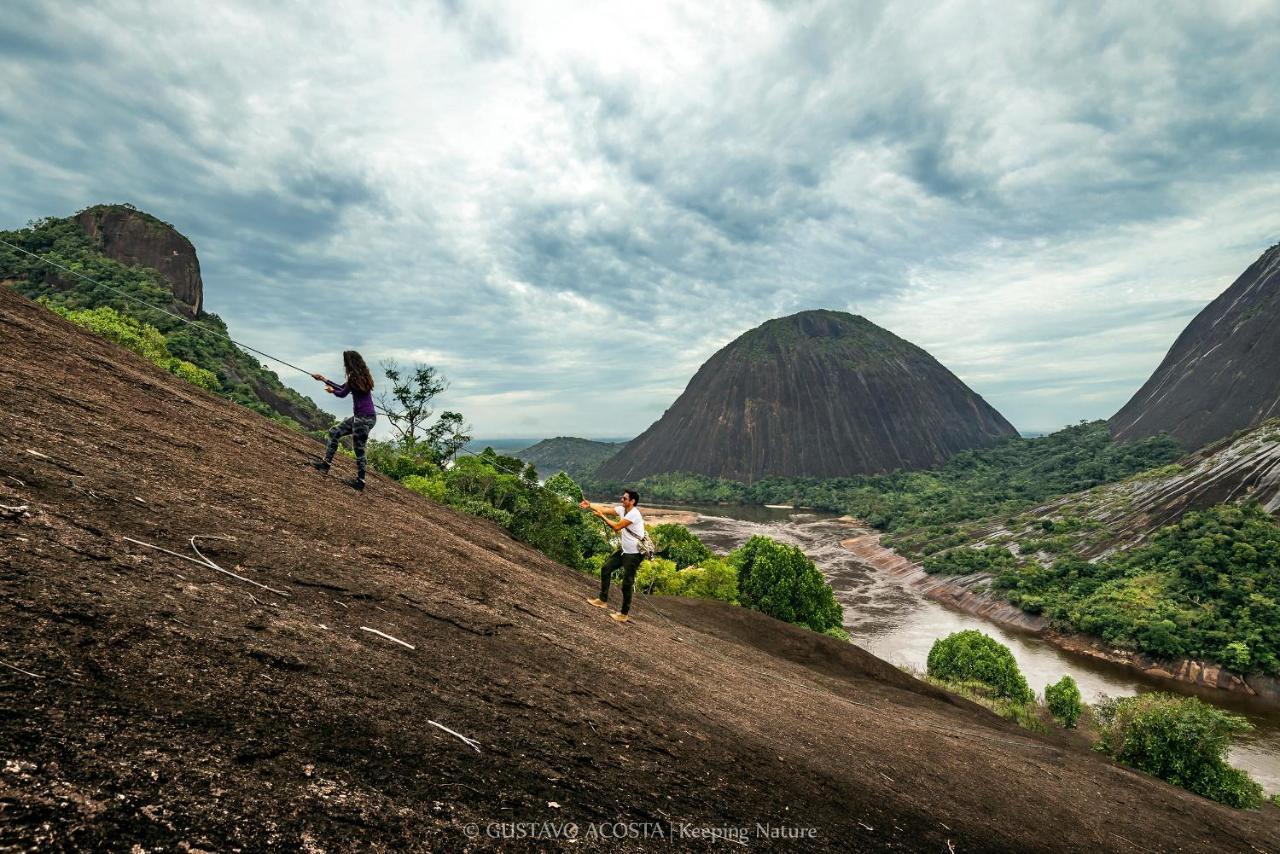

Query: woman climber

[311,351,377,491]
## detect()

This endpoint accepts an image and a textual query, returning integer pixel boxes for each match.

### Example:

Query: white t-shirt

[615,505,645,554]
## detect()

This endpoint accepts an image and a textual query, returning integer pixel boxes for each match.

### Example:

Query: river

[662,502,1280,795]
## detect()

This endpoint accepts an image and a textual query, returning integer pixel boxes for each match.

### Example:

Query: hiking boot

[611,613,631,623]
[586,598,608,609]
[312,460,331,474]
[345,478,365,491]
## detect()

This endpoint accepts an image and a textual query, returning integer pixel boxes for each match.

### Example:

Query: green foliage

[636,557,680,595]
[4,212,330,428]
[651,523,714,569]
[1045,675,1082,728]
[731,536,844,633]
[365,439,442,481]
[926,630,1034,703]
[377,360,471,463]
[400,473,447,502]
[637,555,738,604]
[993,503,1280,675]
[586,421,1181,533]
[544,471,584,503]
[42,301,221,393]
[910,667,1043,731]
[1093,693,1263,809]
[438,451,610,571]
[164,357,220,391]
[923,544,1017,575]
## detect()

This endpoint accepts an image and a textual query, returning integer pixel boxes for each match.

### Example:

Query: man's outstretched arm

[579,500,630,532]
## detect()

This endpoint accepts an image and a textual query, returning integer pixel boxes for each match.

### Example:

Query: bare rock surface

[1111,243,1280,450]
[2,287,1278,851]
[599,310,1017,483]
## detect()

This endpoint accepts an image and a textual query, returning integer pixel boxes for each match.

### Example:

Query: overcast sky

[3,1,1278,437]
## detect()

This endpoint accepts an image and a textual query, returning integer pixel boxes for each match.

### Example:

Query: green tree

[377,360,471,464]
[1045,675,1082,728]
[651,523,713,569]
[730,535,844,634]
[544,471,584,503]
[926,630,1033,703]
[1094,693,1263,808]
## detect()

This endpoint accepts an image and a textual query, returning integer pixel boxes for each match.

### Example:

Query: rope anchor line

[124,534,291,597]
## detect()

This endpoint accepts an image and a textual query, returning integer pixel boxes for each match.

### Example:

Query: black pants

[325,415,376,480]
[600,550,642,615]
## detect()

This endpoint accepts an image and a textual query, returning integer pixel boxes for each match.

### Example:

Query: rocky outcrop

[598,310,1018,483]
[76,204,203,315]
[842,531,1280,705]
[1111,243,1280,450]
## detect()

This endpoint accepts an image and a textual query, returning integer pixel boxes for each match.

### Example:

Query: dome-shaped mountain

[597,310,1017,482]
[1111,243,1280,450]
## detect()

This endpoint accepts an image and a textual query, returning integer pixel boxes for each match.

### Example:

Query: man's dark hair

[623,488,640,505]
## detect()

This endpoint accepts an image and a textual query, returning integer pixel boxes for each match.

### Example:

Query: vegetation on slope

[41,302,220,393]
[1095,693,1263,809]
[992,503,1280,674]
[922,633,1264,809]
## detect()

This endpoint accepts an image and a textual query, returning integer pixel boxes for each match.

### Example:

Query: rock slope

[76,204,204,316]
[598,310,1017,483]
[1111,243,1280,450]
[2,288,1277,851]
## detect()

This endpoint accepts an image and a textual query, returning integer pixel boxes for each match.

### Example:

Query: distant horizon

[473,426,1069,448]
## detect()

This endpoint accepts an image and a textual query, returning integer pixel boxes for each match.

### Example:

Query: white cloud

[2,0,1278,437]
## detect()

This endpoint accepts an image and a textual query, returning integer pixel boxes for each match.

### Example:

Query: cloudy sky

[3,1,1278,437]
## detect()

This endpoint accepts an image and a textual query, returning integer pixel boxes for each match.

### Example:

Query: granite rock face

[76,205,203,315]
[598,310,1018,482]
[1111,243,1280,451]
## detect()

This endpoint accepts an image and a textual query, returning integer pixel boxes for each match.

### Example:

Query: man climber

[580,490,646,623]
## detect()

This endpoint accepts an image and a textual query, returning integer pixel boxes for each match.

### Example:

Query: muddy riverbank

[840,531,1280,705]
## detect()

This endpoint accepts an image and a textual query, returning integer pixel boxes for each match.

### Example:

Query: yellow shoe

[586,598,608,609]
[611,612,631,623]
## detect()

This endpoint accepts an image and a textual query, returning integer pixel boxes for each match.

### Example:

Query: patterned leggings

[325,415,376,479]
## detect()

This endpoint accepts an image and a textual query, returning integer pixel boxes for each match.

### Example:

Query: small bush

[401,474,447,502]
[1093,693,1263,809]
[165,357,220,391]
[1045,675,1082,728]
[636,556,739,605]
[913,671,1044,732]
[365,439,441,481]
[636,557,679,594]
[731,535,844,634]
[651,523,713,569]
[927,630,1033,703]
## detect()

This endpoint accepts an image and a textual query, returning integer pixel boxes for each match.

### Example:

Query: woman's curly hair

[343,350,375,394]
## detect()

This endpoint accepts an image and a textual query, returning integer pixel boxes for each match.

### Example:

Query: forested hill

[513,436,624,480]
[0,204,332,432]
